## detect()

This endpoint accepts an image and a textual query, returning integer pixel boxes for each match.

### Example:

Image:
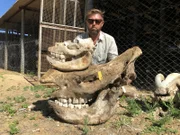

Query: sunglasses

[87,19,103,24]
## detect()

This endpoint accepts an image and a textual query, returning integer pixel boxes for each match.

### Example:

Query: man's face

[86,13,104,36]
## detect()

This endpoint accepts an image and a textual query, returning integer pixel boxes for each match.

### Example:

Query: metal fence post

[20,9,25,74]
[4,25,8,70]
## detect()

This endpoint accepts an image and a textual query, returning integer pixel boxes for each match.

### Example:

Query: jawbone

[47,52,92,71]
[47,38,94,71]
[41,46,142,125]
[48,88,120,125]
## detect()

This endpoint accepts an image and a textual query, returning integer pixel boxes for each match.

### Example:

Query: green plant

[6,96,12,101]
[35,93,41,98]
[0,74,5,81]
[7,86,18,91]
[21,103,28,108]
[26,71,36,77]
[143,124,177,135]
[33,123,38,127]
[125,98,142,116]
[23,86,30,91]
[31,85,46,92]
[29,116,36,120]
[161,100,180,119]
[23,114,27,118]
[114,115,131,128]
[43,87,56,98]
[82,117,90,135]
[142,99,159,113]
[9,120,19,135]
[1,103,16,116]
[23,85,56,98]
[14,96,26,103]
[23,85,46,92]
[143,110,177,134]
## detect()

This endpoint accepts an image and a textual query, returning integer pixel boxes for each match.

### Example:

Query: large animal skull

[41,46,142,125]
[154,73,180,102]
[47,38,94,71]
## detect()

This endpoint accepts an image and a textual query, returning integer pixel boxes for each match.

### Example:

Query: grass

[125,98,142,116]
[14,96,26,103]
[21,103,29,108]
[0,70,179,135]
[23,85,56,98]
[114,115,131,128]
[82,117,90,135]
[0,74,5,81]
[143,115,177,134]
[118,95,180,135]
[161,99,180,119]
[9,120,19,135]
[0,103,16,116]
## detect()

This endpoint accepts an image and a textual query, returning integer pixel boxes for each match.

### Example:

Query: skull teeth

[55,99,89,109]
[50,52,66,62]
[54,97,91,109]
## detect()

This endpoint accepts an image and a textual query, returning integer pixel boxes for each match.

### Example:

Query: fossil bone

[41,46,142,125]
[47,38,94,71]
[155,73,180,102]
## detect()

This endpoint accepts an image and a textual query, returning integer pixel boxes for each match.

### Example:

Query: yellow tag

[98,71,103,81]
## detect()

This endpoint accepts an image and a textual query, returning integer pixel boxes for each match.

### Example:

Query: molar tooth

[77,105,82,109]
[68,98,72,103]
[73,98,78,104]
[68,104,74,109]
[51,52,55,56]
[55,100,59,104]
[79,98,84,104]
[84,98,87,104]
[75,104,81,109]
[58,102,63,106]
[55,53,58,58]
[61,99,67,104]
[85,104,89,108]
[62,103,68,107]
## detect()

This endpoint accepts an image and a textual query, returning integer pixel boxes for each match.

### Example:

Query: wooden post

[4,24,8,70]
[63,0,67,40]
[84,0,93,31]
[38,0,44,80]
[20,9,25,73]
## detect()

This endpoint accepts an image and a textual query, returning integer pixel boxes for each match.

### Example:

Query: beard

[89,28,100,36]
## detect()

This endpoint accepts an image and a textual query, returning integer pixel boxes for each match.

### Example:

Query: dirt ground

[0,69,180,135]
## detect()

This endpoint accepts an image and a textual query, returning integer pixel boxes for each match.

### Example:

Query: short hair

[85,8,105,20]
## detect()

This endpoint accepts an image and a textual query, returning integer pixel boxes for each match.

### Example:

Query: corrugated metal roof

[0,0,40,29]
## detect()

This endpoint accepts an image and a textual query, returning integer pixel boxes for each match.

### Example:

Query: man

[74,8,118,64]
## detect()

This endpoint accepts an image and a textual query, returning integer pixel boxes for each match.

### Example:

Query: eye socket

[87,19,102,24]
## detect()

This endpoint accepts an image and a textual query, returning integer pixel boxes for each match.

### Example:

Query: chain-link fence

[94,0,180,90]
[0,40,38,73]
[1,0,180,90]
[38,0,85,76]
[0,0,39,74]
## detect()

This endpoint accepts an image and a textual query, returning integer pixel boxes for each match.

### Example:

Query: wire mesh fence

[0,40,38,73]
[94,0,180,90]
[1,0,180,91]
[39,0,85,74]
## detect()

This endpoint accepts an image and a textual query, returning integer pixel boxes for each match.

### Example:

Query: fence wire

[39,0,85,72]
[0,40,38,74]
[1,0,180,91]
[94,0,180,90]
